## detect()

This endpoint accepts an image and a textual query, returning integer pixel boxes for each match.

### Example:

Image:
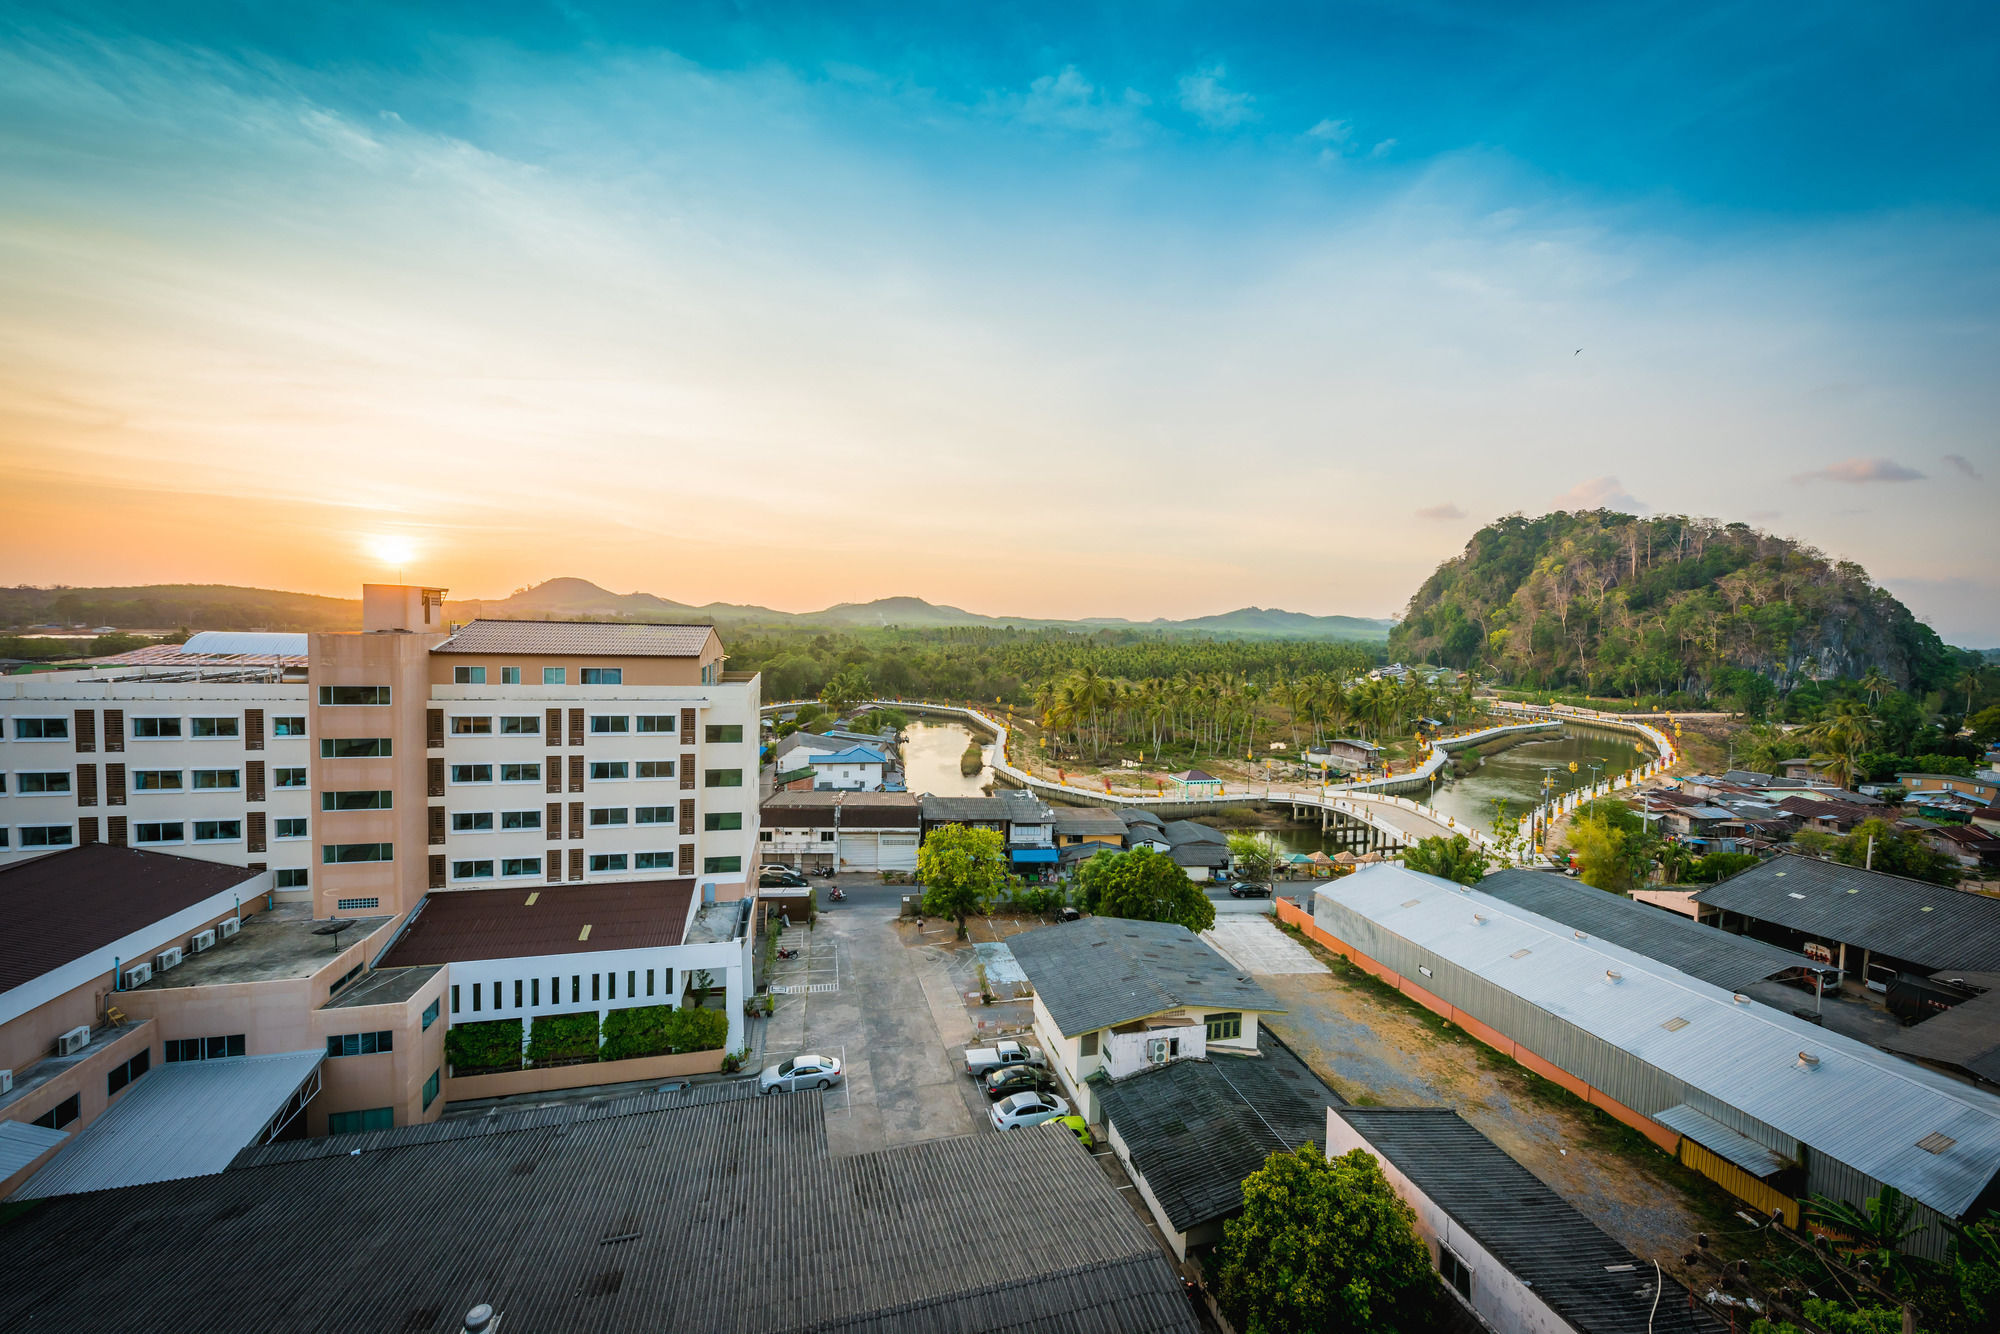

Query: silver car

[758,1052,844,1094]
[990,1090,1070,1131]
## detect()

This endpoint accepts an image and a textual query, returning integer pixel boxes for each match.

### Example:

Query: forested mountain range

[1388,511,1959,697]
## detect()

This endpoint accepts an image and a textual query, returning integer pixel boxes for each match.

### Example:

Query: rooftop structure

[431,619,717,657]
[1694,856,2000,974]
[1052,806,1130,839]
[377,881,697,967]
[1879,972,2000,1087]
[1008,916,1280,1037]
[124,902,392,990]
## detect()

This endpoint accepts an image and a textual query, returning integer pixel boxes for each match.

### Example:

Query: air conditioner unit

[190,929,217,953]
[122,962,153,988]
[1146,1038,1171,1065]
[156,946,184,972]
[56,1025,91,1057]
[218,916,241,939]
[0,1069,12,1096]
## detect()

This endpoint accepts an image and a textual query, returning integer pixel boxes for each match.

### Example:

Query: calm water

[900,721,992,797]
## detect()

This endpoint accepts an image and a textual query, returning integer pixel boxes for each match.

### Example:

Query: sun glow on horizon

[365,535,420,570]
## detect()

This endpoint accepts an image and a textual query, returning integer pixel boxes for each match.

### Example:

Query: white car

[990,1090,1070,1132]
[963,1039,1047,1078]
[758,1052,844,1094]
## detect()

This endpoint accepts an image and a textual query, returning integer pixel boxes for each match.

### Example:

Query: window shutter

[546,708,562,747]
[568,848,584,881]
[680,707,696,738]
[103,708,124,752]
[568,755,585,793]
[428,806,446,846]
[78,817,99,846]
[679,799,695,836]
[546,802,563,839]
[76,764,98,808]
[568,802,584,840]
[247,812,267,854]
[680,842,695,874]
[568,708,585,746]
[107,815,128,846]
[245,760,266,803]
[244,708,265,751]
[106,763,127,806]
[546,851,561,883]
[74,709,96,753]
[427,757,445,797]
[427,709,445,749]
[429,855,446,889]
[545,761,561,794]
[680,753,696,790]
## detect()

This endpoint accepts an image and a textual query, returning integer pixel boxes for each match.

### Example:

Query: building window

[32,1094,81,1130]
[571,975,580,1003]
[273,716,307,737]
[590,761,630,781]
[1206,1012,1243,1042]
[326,1031,395,1057]
[450,764,493,784]
[423,1067,441,1110]
[703,856,743,874]
[499,762,541,783]
[323,790,393,811]
[334,895,379,910]
[191,769,241,791]
[190,717,239,739]
[705,724,744,743]
[818,831,835,843]
[543,667,566,684]
[635,715,676,734]
[588,807,629,826]
[132,717,181,739]
[451,716,494,735]
[320,738,392,758]
[276,868,310,889]
[1439,1246,1472,1301]
[635,806,673,825]
[274,766,308,788]
[193,819,242,843]
[107,1048,150,1096]
[453,666,487,684]
[422,997,440,1030]
[759,830,772,842]
[275,817,309,839]
[634,851,675,870]
[323,842,393,864]
[499,667,522,685]
[501,857,540,877]
[1081,1032,1099,1057]
[452,812,495,833]
[14,717,70,740]
[704,769,744,788]
[319,686,391,706]
[635,760,676,780]
[451,985,460,1015]
[589,853,629,873]
[165,1035,246,1062]
[499,715,539,735]
[499,809,541,830]
[453,859,495,880]
[327,1107,394,1135]
[704,812,743,831]
[581,668,622,685]
[16,771,71,795]
[134,822,184,845]
[589,715,629,734]
[133,770,183,791]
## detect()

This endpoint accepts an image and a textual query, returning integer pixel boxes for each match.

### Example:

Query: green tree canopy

[1399,834,1489,885]
[1084,847,1215,933]
[1227,832,1286,885]
[1214,1145,1442,1334]
[1797,818,1961,888]
[1565,798,1656,894]
[917,823,1014,940]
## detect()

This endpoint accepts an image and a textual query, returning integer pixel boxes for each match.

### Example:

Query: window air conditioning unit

[156,946,184,972]
[56,1025,91,1057]
[190,929,217,953]
[122,962,154,988]
[219,916,242,939]
[1146,1038,1172,1065]
[0,1069,12,1096]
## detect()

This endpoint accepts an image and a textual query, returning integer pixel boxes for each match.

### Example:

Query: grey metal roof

[920,794,1013,823]
[1479,870,1826,993]
[15,1050,324,1198]
[1693,856,2000,972]
[1007,916,1282,1036]
[0,1082,1198,1334]
[1096,1042,1337,1234]
[1120,808,1166,828]
[0,1120,67,1180]
[179,630,309,656]
[1052,807,1130,837]
[1878,989,2000,1085]
[1317,864,2000,1219]
[432,619,714,657]
[1162,820,1226,847]
[1652,1104,1791,1177]
[1335,1108,1724,1334]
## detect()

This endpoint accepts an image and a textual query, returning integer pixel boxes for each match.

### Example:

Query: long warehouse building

[1293,864,2000,1259]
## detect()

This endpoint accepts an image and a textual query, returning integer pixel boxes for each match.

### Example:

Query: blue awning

[1011,848,1059,863]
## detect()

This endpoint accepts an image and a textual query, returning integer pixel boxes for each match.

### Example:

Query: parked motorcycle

[828,887,847,902]
[776,946,801,960]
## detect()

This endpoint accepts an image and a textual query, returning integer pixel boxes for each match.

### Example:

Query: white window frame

[499,667,522,685]
[18,824,75,848]
[635,760,676,780]
[588,807,629,827]
[453,666,486,685]
[135,821,186,845]
[189,716,239,739]
[273,716,308,737]
[452,811,496,834]
[499,857,540,878]
[13,717,70,741]
[499,810,541,831]
[273,766,309,788]
[274,817,310,840]
[14,771,72,797]
[131,716,182,740]
[449,764,494,785]
[450,716,494,736]
[589,715,630,734]
[635,806,673,825]
[498,716,540,736]
[581,668,622,685]
[451,859,496,881]
[193,819,242,843]
[191,768,241,791]
[589,761,629,782]
[133,769,183,793]
[542,667,566,684]
[634,851,675,871]
[587,853,628,873]
[498,763,541,784]
[635,715,676,735]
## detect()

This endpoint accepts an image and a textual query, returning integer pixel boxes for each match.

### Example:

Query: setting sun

[365,535,419,569]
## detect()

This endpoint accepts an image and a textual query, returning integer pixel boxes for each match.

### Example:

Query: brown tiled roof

[0,847,261,994]
[432,620,714,657]
[761,791,920,829]
[378,881,697,966]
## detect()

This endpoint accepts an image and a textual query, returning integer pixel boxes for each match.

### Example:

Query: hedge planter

[445,1018,523,1076]
[527,1011,600,1067]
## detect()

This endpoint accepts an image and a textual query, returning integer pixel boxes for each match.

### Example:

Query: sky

[1,2,1997,641]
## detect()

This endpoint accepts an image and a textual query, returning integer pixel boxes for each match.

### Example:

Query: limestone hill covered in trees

[1389,511,1953,698]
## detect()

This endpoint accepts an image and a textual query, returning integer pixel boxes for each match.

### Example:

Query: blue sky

[2,2,1996,640]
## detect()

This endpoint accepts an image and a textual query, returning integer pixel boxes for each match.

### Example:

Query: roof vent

[1510,948,1532,959]
[462,1305,496,1334]
[1605,970,1622,983]
[1916,1132,1956,1155]
[1573,929,1589,940]
[1733,993,1751,1004]
[1401,898,1422,908]
[1797,1051,1821,1069]
[1472,914,1487,924]
[1661,1016,1690,1032]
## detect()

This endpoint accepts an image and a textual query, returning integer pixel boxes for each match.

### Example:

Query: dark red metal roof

[378,880,697,965]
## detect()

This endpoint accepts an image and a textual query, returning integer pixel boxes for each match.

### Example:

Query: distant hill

[3,578,1391,642]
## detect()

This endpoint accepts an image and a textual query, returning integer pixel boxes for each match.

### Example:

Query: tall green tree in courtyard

[1565,799,1656,894]
[917,824,1013,940]
[1400,834,1488,885]
[1213,1145,1442,1334]
[1082,847,1215,933]
[1227,832,1286,886]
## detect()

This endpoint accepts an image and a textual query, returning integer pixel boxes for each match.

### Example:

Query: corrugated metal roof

[1317,864,2000,1218]
[0,1120,68,1179]
[1878,989,2000,1084]
[1479,870,1825,993]
[1652,1104,1791,1178]
[179,631,309,656]
[377,881,696,967]
[1693,856,2000,971]
[1008,917,1282,1037]
[15,1050,323,1198]
[432,619,714,657]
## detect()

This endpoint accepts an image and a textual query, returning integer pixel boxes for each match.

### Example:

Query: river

[900,720,993,797]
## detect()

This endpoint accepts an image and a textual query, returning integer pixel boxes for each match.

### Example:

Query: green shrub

[662,1006,729,1053]
[527,1011,600,1065]
[444,1018,523,1073]
[600,1005,676,1061]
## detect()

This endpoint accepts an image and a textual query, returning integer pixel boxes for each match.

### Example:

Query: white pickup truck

[963,1039,1047,1078]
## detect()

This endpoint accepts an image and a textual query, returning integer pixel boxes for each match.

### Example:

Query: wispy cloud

[1414,502,1466,521]
[1791,457,1925,484]
[1177,64,1257,129]
[1553,477,1645,512]
[1009,65,1152,143]
[1943,453,1983,480]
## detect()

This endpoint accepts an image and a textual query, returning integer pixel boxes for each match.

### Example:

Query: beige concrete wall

[310,967,449,1135]
[0,1021,155,1197]
[423,631,725,689]
[443,1046,725,1102]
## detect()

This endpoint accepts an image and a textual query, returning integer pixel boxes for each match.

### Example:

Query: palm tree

[1807,1187,1925,1285]
[1957,664,1985,720]
[1857,666,1891,706]
[1805,701,1877,790]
